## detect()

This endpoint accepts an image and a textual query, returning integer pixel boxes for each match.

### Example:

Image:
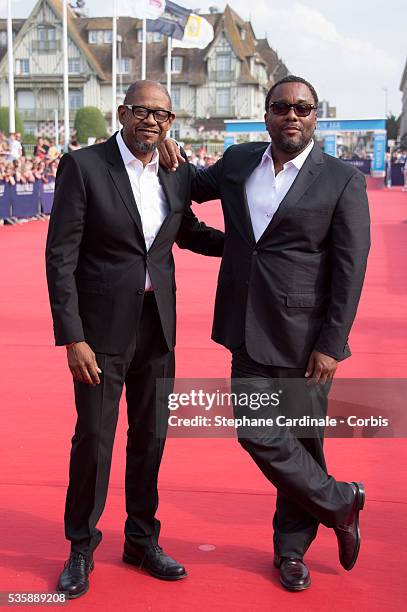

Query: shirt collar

[262,139,314,172]
[116,130,160,175]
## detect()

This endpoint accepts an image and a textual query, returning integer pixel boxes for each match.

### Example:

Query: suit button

[253,249,258,255]
[137,289,144,295]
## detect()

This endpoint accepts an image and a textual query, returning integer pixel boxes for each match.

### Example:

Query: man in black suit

[160,76,370,591]
[45,80,223,598]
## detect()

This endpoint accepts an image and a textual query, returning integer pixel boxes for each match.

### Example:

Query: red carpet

[1,188,406,610]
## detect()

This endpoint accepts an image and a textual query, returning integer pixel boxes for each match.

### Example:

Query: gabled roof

[0,0,105,80]
[0,2,288,88]
[48,0,105,79]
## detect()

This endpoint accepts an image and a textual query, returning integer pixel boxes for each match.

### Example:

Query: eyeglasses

[123,105,173,123]
[268,102,317,117]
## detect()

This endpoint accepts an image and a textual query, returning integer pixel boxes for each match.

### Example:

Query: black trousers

[65,293,174,555]
[231,345,354,559]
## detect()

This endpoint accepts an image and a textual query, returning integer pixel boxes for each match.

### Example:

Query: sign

[11,182,40,218]
[40,177,55,214]
[324,134,337,157]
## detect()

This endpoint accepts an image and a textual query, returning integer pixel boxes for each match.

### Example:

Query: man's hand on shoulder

[66,341,102,386]
[305,350,338,384]
[158,139,186,172]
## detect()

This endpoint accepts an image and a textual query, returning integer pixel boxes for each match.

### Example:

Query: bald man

[46,81,224,598]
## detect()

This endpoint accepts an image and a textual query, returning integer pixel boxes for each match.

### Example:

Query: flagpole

[141,19,147,79]
[112,0,118,133]
[7,0,15,133]
[62,0,69,152]
[166,36,172,95]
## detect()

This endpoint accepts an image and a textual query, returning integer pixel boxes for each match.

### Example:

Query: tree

[386,113,400,141]
[0,107,24,136]
[74,106,107,143]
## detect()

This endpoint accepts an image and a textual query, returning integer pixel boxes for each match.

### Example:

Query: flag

[172,13,214,49]
[120,0,166,20]
[146,0,191,40]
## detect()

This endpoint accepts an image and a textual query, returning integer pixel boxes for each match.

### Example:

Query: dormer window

[171,56,183,74]
[88,30,112,44]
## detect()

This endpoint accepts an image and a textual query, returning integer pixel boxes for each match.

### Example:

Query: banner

[0,181,11,220]
[121,0,165,19]
[324,135,337,157]
[146,0,191,40]
[11,181,40,218]
[172,13,214,49]
[40,177,56,214]
[342,159,372,175]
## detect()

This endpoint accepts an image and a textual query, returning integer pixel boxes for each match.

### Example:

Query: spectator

[7,133,22,162]
[34,137,47,159]
[68,138,81,151]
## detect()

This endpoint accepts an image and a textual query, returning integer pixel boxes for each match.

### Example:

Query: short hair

[265,76,319,111]
[124,80,172,109]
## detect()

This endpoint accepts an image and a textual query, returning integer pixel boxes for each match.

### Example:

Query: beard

[272,130,310,154]
[134,139,158,154]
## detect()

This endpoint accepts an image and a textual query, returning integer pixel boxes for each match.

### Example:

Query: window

[171,86,181,109]
[16,59,30,75]
[0,31,7,46]
[69,89,83,110]
[216,88,231,114]
[68,58,81,74]
[38,26,56,41]
[88,30,97,44]
[137,29,164,43]
[171,56,183,74]
[216,54,231,72]
[103,30,112,43]
[119,58,131,74]
[17,90,35,109]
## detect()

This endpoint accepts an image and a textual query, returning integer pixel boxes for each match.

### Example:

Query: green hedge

[0,107,24,136]
[74,106,107,142]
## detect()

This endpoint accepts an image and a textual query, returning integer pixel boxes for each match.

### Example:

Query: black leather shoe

[334,481,365,571]
[56,552,94,599]
[274,554,311,591]
[123,542,187,580]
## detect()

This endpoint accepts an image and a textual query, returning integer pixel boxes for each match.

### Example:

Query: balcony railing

[208,106,236,118]
[208,70,235,82]
[18,108,77,121]
[32,40,61,52]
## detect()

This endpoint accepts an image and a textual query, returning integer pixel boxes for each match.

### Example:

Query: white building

[0,0,288,140]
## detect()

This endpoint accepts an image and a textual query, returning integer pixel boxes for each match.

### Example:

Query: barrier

[342,159,372,175]
[390,162,405,186]
[40,177,55,214]
[11,182,40,218]
[0,181,12,220]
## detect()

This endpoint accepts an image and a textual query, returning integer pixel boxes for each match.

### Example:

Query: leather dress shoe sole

[343,481,365,571]
[56,559,94,599]
[122,552,187,581]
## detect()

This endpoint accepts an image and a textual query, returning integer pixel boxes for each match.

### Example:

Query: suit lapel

[257,143,324,244]
[105,134,144,240]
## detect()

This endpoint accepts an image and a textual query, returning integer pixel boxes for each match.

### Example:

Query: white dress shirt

[116,130,169,290]
[245,140,314,242]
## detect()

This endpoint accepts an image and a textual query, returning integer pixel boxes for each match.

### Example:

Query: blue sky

[2,0,406,118]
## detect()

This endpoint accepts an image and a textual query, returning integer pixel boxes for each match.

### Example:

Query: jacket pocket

[286,293,327,307]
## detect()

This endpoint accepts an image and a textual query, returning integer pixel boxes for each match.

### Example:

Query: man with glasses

[160,76,370,591]
[46,80,223,598]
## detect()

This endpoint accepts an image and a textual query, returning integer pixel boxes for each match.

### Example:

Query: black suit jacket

[46,134,223,354]
[192,142,370,367]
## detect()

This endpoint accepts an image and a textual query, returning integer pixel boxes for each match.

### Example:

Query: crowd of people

[0,132,64,185]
